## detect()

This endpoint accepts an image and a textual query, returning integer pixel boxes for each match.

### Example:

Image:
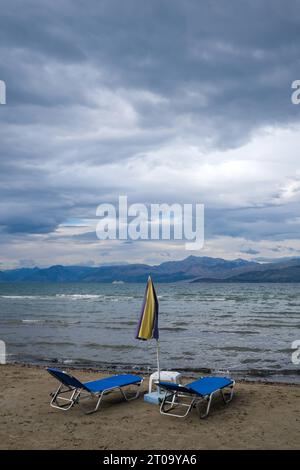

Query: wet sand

[0,364,299,450]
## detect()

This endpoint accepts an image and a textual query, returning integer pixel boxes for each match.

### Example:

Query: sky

[1,0,300,268]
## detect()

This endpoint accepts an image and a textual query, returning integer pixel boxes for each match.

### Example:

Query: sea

[0,282,299,383]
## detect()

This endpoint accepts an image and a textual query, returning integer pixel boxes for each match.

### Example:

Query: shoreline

[0,363,299,449]
[6,359,300,385]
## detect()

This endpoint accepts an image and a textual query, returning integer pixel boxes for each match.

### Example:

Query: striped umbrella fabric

[135,276,159,340]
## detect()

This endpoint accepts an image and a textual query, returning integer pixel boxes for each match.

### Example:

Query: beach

[0,364,299,450]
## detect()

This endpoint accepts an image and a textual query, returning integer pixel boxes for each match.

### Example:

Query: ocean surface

[0,282,299,383]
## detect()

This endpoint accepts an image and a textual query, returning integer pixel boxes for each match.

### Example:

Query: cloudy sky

[1,0,300,268]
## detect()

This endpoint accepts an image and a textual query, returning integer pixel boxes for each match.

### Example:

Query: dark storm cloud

[1,0,300,262]
[205,202,300,241]
[240,248,260,255]
[1,0,299,127]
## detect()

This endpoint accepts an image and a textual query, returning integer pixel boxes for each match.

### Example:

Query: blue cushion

[83,374,142,393]
[186,377,233,396]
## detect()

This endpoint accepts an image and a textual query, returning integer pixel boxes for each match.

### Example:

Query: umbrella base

[144,391,165,405]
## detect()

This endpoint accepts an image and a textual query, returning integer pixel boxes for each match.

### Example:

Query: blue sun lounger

[47,368,144,414]
[159,376,235,418]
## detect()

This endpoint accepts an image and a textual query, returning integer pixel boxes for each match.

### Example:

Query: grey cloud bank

[1,0,300,267]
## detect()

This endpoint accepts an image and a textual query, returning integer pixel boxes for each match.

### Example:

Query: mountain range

[1,256,300,282]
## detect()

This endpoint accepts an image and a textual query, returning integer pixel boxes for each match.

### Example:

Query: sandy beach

[0,364,299,450]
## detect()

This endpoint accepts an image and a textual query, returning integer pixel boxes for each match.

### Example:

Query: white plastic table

[148,370,182,393]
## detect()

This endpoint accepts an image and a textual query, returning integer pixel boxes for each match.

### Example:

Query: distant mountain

[193,265,300,283]
[0,255,257,283]
[191,258,300,283]
[1,255,300,282]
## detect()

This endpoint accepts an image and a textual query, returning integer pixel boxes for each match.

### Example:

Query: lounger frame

[49,371,143,414]
[159,379,235,419]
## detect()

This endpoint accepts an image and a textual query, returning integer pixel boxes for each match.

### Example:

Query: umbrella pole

[156,339,160,394]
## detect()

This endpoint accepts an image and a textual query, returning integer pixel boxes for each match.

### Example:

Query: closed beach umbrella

[135,276,160,383]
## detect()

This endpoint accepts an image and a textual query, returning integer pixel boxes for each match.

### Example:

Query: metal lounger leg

[79,391,105,415]
[197,392,216,419]
[50,384,81,411]
[120,382,142,401]
[221,382,235,404]
[160,392,196,418]
[79,381,143,414]
[198,381,235,418]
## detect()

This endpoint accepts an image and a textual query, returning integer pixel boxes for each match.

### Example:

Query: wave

[0,319,81,326]
[22,319,45,324]
[0,295,52,299]
[23,319,80,324]
[55,294,113,300]
[56,294,135,301]
[84,342,136,350]
[0,294,135,301]
[35,341,74,347]
[242,322,300,328]
[160,326,187,331]
[219,346,271,352]
[218,329,259,335]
